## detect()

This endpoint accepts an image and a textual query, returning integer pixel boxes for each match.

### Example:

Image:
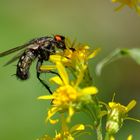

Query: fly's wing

[0,39,39,66]
[0,36,40,58]
[0,42,32,57]
[3,50,25,66]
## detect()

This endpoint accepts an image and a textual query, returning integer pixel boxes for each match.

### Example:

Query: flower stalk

[37,39,140,140]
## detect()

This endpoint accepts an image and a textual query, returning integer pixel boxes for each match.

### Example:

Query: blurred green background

[0,0,140,139]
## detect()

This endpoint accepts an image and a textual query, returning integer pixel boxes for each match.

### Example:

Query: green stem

[96,119,103,140]
[104,132,111,140]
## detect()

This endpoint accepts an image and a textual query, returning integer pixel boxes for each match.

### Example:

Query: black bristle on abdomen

[16,50,36,80]
[16,66,29,80]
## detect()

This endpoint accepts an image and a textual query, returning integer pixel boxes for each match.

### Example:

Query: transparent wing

[3,50,25,66]
[0,36,41,57]
[0,42,33,57]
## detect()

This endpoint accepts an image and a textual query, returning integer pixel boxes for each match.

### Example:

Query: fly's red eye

[55,35,62,41]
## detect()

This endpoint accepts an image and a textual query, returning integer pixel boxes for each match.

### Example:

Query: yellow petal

[49,119,59,124]
[75,67,86,87]
[49,76,63,85]
[88,48,101,59]
[49,54,69,63]
[108,102,115,108]
[99,110,108,118]
[115,3,125,11]
[110,136,115,140]
[136,5,140,15]
[61,114,69,132]
[70,124,85,133]
[83,45,90,49]
[49,54,62,62]
[38,95,54,100]
[81,86,98,95]
[127,135,133,140]
[38,135,53,140]
[40,65,56,71]
[46,107,61,122]
[127,100,136,112]
[67,136,74,140]
[67,106,74,122]
[69,106,74,116]
[56,62,69,85]
[54,133,62,139]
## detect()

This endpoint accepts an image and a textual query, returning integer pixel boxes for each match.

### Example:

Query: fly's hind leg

[36,59,53,94]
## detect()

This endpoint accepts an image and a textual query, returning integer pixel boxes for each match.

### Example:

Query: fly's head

[54,35,66,50]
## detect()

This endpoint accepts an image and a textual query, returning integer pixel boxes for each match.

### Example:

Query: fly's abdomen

[16,50,36,80]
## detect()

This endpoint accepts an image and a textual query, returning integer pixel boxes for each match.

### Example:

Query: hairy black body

[16,49,37,80]
[0,35,66,94]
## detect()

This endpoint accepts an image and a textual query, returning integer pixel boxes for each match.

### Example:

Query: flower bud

[106,102,127,134]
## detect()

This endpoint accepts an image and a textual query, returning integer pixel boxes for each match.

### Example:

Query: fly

[0,35,66,94]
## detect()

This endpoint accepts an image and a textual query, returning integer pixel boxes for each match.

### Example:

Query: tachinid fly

[0,35,66,94]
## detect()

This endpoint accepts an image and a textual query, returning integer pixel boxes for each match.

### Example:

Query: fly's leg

[39,68,61,79]
[46,70,60,77]
[36,59,53,94]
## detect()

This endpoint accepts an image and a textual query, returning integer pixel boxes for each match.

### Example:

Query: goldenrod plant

[37,40,140,140]
[37,2,140,139]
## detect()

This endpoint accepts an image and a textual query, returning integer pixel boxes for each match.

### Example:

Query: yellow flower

[48,43,100,73]
[110,136,115,140]
[38,62,98,123]
[106,100,140,134]
[112,0,140,14]
[109,135,133,140]
[37,135,52,140]
[40,41,100,87]
[54,120,85,140]
[37,122,85,140]
[127,135,133,140]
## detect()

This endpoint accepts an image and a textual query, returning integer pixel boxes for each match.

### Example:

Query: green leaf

[96,48,140,75]
[98,110,107,118]
[127,48,140,64]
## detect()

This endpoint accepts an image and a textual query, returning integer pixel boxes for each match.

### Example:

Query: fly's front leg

[38,63,61,78]
[36,59,52,94]
[45,70,60,77]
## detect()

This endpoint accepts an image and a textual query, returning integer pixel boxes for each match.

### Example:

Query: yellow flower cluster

[41,43,100,75]
[38,41,100,125]
[106,100,139,134]
[37,42,99,139]
[38,62,98,123]
[112,0,140,14]
[37,39,140,140]
[110,135,133,140]
[38,122,85,140]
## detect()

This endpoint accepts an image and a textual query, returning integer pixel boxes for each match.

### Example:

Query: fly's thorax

[37,44,55,60]
[29,36,53,44]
